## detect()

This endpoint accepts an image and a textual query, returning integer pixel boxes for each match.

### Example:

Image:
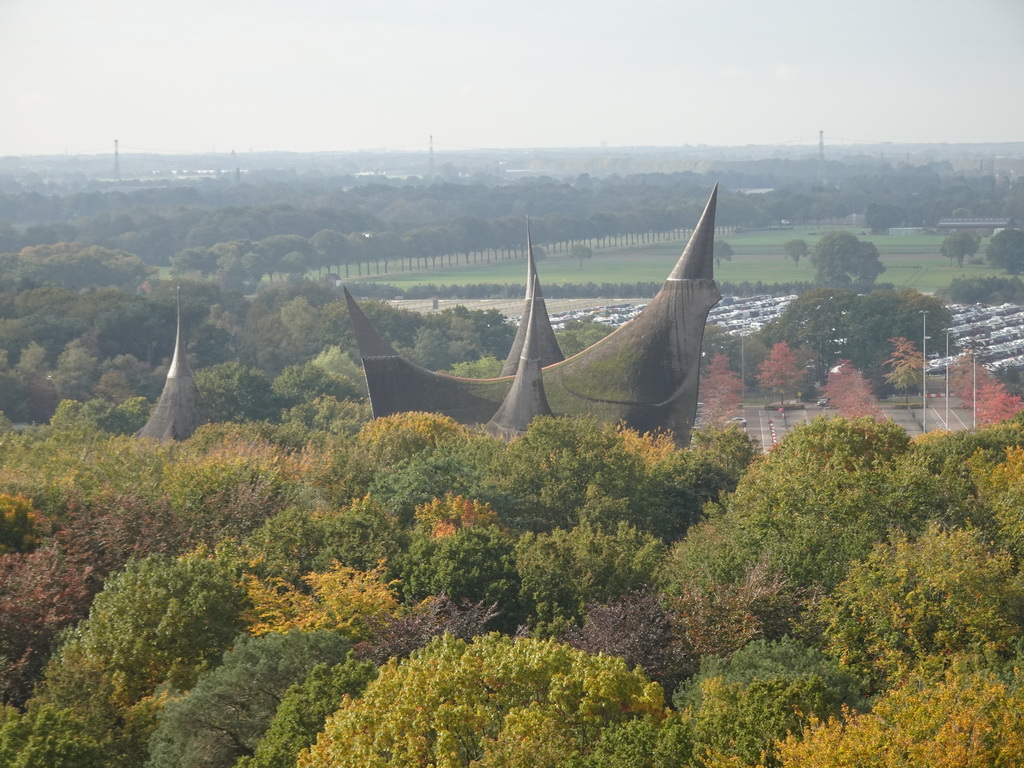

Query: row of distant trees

[2,164,1022,266]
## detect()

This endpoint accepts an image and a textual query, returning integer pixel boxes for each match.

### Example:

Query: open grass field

[350,226,999,294]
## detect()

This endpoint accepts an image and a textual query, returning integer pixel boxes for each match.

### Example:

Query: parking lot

[740,400,978,451]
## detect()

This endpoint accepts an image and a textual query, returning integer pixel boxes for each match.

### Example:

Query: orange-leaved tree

[883,336,921,404]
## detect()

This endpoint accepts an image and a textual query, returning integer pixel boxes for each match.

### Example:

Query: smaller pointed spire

[525,218,541,300]
[136,288,205,441]
[487,276,553,439]
[669,183,718,281]
[344,287,400,358]
[167,285,192,379]
[500,219,564,377]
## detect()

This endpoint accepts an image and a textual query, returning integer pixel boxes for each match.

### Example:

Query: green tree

[309,229,350,276]
[661,417,970,592]
[50,340,100,403]
[483,417,656,533]
[864,202,904,234]
[0,704,103,768]
[447,355,504,378]
[762,288,857,385]
[941,230,980,267]
[713,239,733,268]
[810,231,885,289]
[571,243,593,270]
[816,525,1024,691]
[402,496,521,631]
[35,551,247,767]
[556,318,615,357]
[782,238,808,267]
[243,497,405,584]
[516,522,665,635]
[271,362,362,411]
[676,637,865,768]
[195,362,280,423]
[48,396,152,436]
[145,631,369,768]
[237,660,376,768]
[297,634,666,768]
[986,228,1024,274]
[578,714,694,768]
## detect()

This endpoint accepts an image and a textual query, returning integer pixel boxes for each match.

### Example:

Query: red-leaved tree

[700,353,744,428]
[822,360,883,419]
[757,342,805,405]
[950,356,1024,425]
[0,545,96,707]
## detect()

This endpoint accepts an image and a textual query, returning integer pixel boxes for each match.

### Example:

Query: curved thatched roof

[349,184,721,445]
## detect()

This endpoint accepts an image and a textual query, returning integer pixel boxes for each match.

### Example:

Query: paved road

[741,400,977,451]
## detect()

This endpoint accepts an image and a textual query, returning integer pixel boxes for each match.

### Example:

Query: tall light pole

[945,329,950,429]
[740,333,745,400]
[973,352,977,429]
[921,310,929,433]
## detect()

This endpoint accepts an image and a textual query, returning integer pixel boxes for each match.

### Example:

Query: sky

[2,0,1022,157]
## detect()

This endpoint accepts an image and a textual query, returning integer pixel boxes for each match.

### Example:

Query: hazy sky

[3,0,1022,156]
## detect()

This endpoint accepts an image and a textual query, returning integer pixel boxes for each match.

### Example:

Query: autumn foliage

[3,406,1024,765]
[757,342,805,404]
[700,353,744,427]
[821,360,882,419]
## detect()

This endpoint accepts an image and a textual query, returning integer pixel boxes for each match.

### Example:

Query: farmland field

[347,226,999,294]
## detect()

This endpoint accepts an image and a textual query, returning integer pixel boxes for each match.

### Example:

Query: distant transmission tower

[114,138,120,180]
[429,135,434,180]
[818,130,825,186]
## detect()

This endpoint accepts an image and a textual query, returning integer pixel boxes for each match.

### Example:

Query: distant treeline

[350,280,849,301]
[1,164,1020,274]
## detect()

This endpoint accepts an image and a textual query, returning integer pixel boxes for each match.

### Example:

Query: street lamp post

[740,333,745,400]
[921,310,929,433]
[973,352,977,429]
[945,330,950,429]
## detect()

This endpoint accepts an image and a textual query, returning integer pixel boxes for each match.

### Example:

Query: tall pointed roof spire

[136,287,206,441]
[344,286,400,358]
[487,276,552,439]
[500,219,564,377]
[166,285,193,379]
[669,183,718,281]
[525,218,540,300]
[350,184,722,447]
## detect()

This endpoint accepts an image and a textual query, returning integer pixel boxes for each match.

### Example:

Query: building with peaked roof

[487,276,553,439]
[499,221,563,377]
[136,292,206,441]
[348,185,721,446]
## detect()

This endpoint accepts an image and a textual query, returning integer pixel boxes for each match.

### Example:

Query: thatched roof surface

[137,299,205,441]
[487,278,553,439]
[500,223,563,377]
[349,184,721,446]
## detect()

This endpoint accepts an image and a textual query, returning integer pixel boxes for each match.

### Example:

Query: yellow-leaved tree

[244,560,400,640]
[776,664,1024,767]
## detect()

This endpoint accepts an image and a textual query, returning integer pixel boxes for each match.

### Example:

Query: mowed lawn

[350,226,1000,294]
